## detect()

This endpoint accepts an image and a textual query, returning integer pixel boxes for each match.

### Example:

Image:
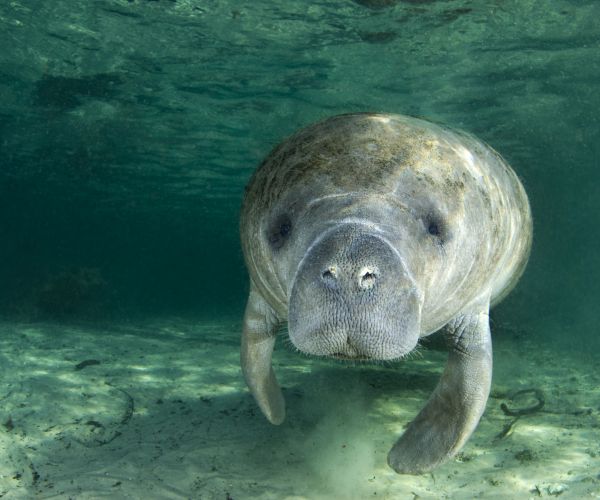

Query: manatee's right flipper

[241,282,285,425]
[388,303,493,474]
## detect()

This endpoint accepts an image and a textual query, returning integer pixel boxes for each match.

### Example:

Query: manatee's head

[288,221,423,360]
[240,113,464,362]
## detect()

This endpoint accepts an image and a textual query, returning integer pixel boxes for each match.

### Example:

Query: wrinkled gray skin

[239,113,532,474]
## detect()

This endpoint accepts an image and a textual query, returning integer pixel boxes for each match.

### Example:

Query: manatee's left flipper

[241,282,285,425]
[388,304,492,474]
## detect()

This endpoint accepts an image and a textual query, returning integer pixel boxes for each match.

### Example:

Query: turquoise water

[1,1,599,498]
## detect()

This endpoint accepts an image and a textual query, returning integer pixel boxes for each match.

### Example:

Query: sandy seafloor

[0,317,598,500]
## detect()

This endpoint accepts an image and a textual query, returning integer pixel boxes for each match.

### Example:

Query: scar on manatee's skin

[74,359,101,371]
[494,388,545,441]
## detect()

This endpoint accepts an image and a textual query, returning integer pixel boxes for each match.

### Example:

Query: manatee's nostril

[359,266,378,289]
[322,265,338,283]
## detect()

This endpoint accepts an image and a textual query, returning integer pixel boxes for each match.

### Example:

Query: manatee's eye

[267,214,292,250]
[424,213,449,243]
[427,221,440,236]
[279,220,291,237]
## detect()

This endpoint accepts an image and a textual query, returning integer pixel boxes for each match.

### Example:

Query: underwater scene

[1,1,599,498]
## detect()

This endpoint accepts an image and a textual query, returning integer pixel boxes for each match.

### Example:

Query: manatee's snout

[288,224,423,361]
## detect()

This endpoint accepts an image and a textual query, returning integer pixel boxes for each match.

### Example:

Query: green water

[0,1,599,498]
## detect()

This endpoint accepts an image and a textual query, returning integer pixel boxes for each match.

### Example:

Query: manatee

[239,113,532,474]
